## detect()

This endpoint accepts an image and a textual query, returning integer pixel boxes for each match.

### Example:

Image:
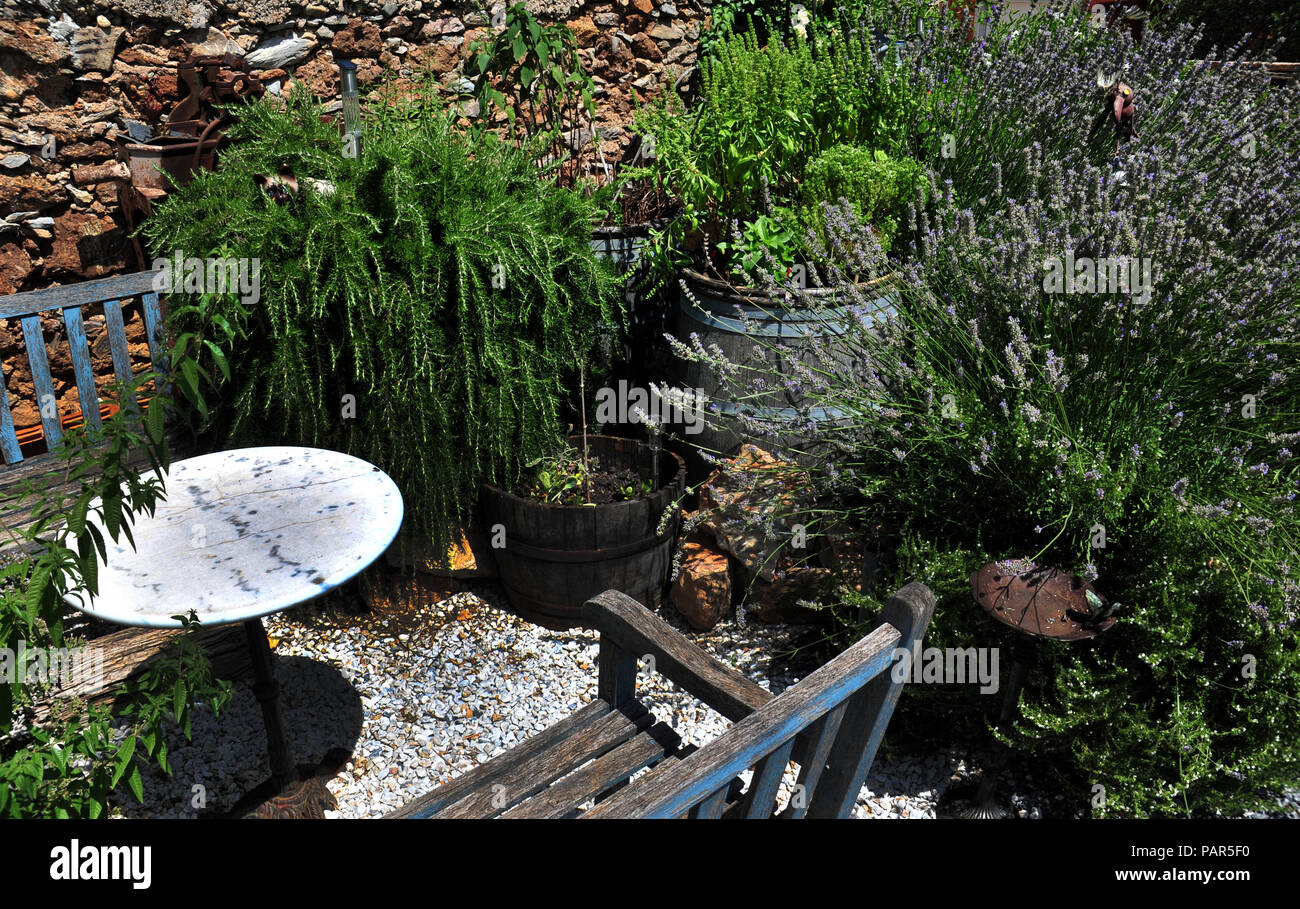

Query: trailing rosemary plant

[143,78,623,556]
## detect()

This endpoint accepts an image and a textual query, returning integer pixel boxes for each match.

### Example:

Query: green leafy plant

[142,78,622,557]
[793,145,926,264]
[524,449,592,505]
[1,361,232,817]
[466,2,596,185]
[632,5,926,282]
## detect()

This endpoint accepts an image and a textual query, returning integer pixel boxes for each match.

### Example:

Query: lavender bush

[908,3,1295,214]
[672,7,1300,815]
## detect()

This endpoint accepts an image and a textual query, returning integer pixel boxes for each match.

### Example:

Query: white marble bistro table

[64,446,403,814]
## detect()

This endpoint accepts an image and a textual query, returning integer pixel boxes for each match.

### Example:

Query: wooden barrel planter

[671,268,899,483]
[480,435,686,630]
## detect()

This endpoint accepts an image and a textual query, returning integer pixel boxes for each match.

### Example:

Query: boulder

[747,566,832,624]
[632,33,662,62]
[0,68,34,103]
[44,211,122,277]
[190,27,243,57]
[567,16,599,47]
[648,23,684,42]
[0,173,66,217]
[0,242,34,295]
[697,445,813,582]
[0,20,71,66]
[670,536,733,631]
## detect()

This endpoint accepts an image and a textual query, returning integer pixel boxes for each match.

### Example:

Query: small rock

[95,14,110,28]
[1,154,29,169]
[47,14,78,45]
[245,32,315,70]
[190,27,244,57]
[670,536,733,631]
[647,23,683,41]
[70,26,124,73]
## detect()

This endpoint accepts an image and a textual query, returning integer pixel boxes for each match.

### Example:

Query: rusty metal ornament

[971,561,1117,641]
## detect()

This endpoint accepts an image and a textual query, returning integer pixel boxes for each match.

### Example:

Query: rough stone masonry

[0,0,707,434]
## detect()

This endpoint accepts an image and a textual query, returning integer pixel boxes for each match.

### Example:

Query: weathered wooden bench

[0,269,174,555]
[387,582,934,819]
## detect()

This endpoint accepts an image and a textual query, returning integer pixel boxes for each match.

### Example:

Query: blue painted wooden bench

[0,269,173,553]
[388,582,935,818]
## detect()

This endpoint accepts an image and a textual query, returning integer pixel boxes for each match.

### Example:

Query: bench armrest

[582,589,772,722]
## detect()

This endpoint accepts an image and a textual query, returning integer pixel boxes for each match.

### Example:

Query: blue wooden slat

[62,306,101,432]
[20,314,61,451]
[0,270,164,320]
[0,377,22,464]
[743,738,795,819]
[606,631,898,819]
[101,298,138,412]
[691,787,727,819]
[139,291,170,386]
[787,701,846,819]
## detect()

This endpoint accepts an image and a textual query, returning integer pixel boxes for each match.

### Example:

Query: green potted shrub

[629,9,927,471]
[143,76,623,561]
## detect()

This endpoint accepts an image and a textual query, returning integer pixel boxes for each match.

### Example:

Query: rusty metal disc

[971,562,1117,641]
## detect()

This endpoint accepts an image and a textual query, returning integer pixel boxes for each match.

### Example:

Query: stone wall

[0,0,707,293]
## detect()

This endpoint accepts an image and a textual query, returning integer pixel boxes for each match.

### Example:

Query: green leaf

[145,395,165,445]
[112,735,137,787]
[172,678,186,721]
[127,764,143,803]
[202,339,231,382]
[78,534,99,596]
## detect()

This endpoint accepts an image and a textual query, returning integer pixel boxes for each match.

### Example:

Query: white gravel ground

[106,583,1295,820]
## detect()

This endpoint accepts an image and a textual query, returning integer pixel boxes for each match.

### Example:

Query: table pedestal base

[205,619,350,819]
[939,637,1036,820]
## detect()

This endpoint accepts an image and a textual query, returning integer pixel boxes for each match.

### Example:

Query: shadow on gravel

[112,653,365,818]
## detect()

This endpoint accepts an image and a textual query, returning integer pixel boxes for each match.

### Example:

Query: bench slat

[501,721,679,819]
[20,314,61,455]
[62,307,101,433]
[102,299,138,412]
[385,699,613,819]
[581,620,901,819]
[140,291,168,397]
[0,270,162,319]
[0,380,19,464]
[786,701,847,819]
[584,589,773,722]
[741,738,795,819]
[434,701,654,819]
[805,583,934,818]
[690,787,728,819]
